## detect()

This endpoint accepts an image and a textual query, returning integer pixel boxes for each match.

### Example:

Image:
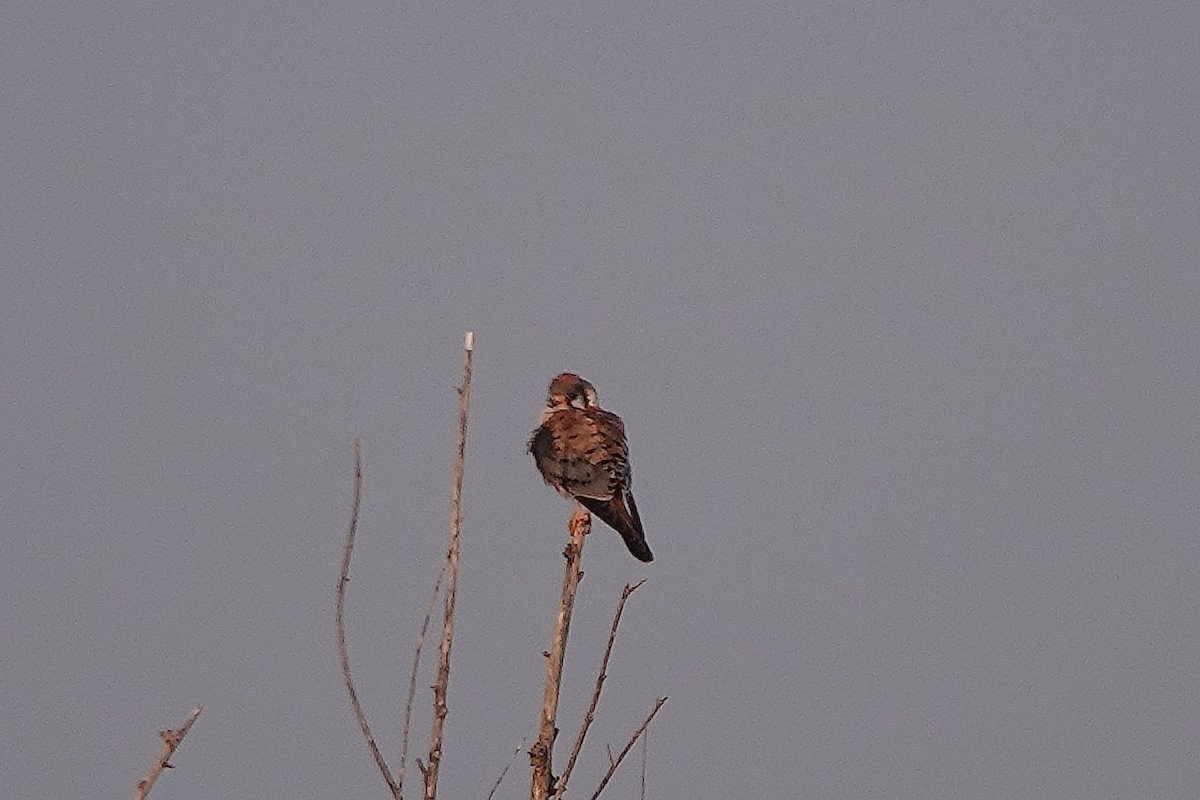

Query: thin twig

[133,705,202,800]
[424,331,475,800]
[554,580,646,798]
[485,738,527,800]
[639,728,648,800]
[399,560,446,794]
[587,697,667,800]
[529,505,590,800]
[336,439,401,799]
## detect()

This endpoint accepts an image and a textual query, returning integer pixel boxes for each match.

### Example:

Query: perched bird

[529,372,653,562]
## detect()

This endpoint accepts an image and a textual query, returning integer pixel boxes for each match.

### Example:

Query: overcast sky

[4,2,1199,798]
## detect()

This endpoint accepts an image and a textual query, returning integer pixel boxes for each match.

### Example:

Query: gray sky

[4,2,1198,797]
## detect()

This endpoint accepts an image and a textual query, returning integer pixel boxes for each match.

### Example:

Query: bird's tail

[578,491,654,562]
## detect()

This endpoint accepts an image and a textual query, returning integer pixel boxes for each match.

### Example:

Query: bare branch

[529,505,590,800]
[554,580,646,798]
[133,705,202,800]
[587,697,667,800]
[399,560,446,794]
[424,331,475,800]
[336,439,401,799]
[485,738,527,800]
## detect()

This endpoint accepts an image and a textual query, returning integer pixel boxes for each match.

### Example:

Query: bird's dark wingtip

[630,543,654,563]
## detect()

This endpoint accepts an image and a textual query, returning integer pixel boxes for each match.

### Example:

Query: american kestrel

[529,372,653,562]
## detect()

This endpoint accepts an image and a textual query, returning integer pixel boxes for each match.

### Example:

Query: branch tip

[132,705,203,800]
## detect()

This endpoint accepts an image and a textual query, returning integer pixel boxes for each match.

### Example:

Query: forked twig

[554,580,646,798]
[587,697,667,800]
[336,439,401,799]
[529,505,591,800]
[133,705,202,800]
[424,331,475,800]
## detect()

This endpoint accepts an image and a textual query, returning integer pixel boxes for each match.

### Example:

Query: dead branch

[336,439,401,799]
[553,580,645,798]
[529,505,591,800]
[587,697,667,800]
[424,330,475,800]
[133,705,202,800]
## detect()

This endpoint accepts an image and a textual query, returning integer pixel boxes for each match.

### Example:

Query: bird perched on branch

[529,372,653,562]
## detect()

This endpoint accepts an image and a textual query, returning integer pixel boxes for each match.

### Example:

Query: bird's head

[546,372,599,410]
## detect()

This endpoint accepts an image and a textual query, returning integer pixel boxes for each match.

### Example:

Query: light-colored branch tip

[133,705,203,800]
[424,332,475,800]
